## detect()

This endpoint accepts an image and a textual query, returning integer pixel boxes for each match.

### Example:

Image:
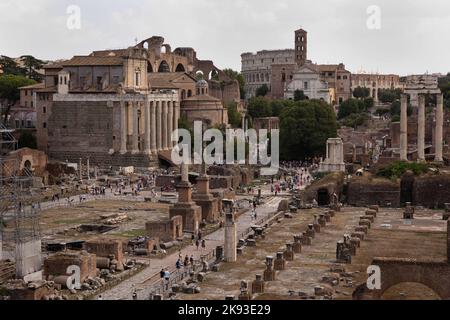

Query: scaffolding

[0,122,40,271]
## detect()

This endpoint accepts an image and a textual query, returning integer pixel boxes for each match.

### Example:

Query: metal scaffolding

[0,122,40,264]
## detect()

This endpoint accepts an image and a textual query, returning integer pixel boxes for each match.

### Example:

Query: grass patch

[110,229,147,238]
[377,161,429,179]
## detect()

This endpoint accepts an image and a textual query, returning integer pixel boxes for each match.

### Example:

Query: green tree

[20,55,45,81]
[294,90,307,101]
[362,97,374,111]
[18,131,37,149]
[279,99,338,161]
[247,97,272,119]
[0,74,36,121]
[353,86,370,99]
[255,84,269,97]
[223,68,246,100]
[0,55,26,76]
[337,98,363,119]
[390,100,413,118]
[227,102,242,128]
[378,88,402,104]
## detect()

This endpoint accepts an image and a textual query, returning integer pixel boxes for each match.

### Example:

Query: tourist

[190,255,194,266]
[201,239,206,250]
[176,259,182,271]
[184,255,189,267]
[196,239,200,250]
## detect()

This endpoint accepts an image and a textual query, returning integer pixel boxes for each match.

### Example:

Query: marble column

[144,99,151,155]
[400,94,408,161]
[435,94,444,162]
[150,101,157,153]
[131,102,139,154]
[418,95,426,162]
[156,101,162,151]
[120,100,127,154]
[162,101,168,150]
[168,101,174,149]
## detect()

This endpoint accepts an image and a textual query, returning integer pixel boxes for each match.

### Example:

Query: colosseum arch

[208,69,219,81]
[175,63,186,72]
[158,60,171,73]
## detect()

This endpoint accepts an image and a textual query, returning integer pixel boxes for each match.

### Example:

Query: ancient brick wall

[347,178,400,207]
[412,174,450,209]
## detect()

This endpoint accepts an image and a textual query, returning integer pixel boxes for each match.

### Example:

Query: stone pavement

[100,196,282,300]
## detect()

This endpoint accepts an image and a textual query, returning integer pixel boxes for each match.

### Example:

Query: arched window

[158,61,170,73]
[181,90,186,100]
[175,64,185,72]
[188,90,192,97]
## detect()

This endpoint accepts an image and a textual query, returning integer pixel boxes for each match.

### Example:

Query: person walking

[201,239,206,251]
[196,239,200,251]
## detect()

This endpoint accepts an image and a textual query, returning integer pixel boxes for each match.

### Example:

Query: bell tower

[295,29,307,67]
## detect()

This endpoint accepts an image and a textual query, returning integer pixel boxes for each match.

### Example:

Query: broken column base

[274,253,286,271]
[263,270,276,281]
[251,275,265,294]
[292,242,302,254]
[238,292,252,300]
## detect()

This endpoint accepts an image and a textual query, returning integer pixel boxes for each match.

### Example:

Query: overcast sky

[1,0,449,75]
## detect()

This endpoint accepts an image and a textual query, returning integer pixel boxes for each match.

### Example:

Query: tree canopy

[247,96,272,119]
[294,89,308,101]
[227,102,242,128]
[255,84,269,97]
[353,86,370,99]
[378,88,402,104]
[279,99,338,161]
[0,74,37,121]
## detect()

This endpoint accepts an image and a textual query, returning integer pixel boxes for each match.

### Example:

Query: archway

[195,70,205,80]
[175,63,186,72]
[380,282,441,300]
[24,160,32,171]
[317,188,329,206]
[208,69,219,81]
[158,61,170,73]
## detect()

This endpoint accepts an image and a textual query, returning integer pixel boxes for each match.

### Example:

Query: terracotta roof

[35,86,57,93]
[62,56,123,67]
[317,64,339,72]
[19,83,45,90]
[148,72,196,89]
[43,62,65,69]
[90,49,128,57]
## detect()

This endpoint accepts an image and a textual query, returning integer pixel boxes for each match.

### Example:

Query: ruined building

[35,36,241,167]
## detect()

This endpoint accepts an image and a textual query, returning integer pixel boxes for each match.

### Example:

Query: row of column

[400,93,444,162]
[119,99,180,155]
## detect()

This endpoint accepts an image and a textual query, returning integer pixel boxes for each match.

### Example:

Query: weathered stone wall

[85,240,124,266]
[347,177,400,207]
[43,251,97,282]
[303,172,345,204]
[145,216,183,242]
[412,174,450,209]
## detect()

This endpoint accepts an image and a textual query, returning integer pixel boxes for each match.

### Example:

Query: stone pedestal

[366,209,377,218]
[274,252,286,271]
[238,281,252,300]
[193,173,220,223]
[404,202,415,220]
[251,275,265,294]
[15,240,42,278]
[318,214,327,227]
[169,164,201,234]
[301,233,312,246]
[306,225,315,239]
[283,243,294,261]
[224,213,237,263]
[293,235,302,254]
[264,256,277,281]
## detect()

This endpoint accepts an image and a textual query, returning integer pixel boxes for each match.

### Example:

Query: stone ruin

[274,252,286,271]
[251,274,265,294]
[283,243,295,262]
[404,202,415,220]
[238,280,252,300]
[263,256,276,281]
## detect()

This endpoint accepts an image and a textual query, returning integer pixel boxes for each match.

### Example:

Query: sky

[0,0,449,76]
